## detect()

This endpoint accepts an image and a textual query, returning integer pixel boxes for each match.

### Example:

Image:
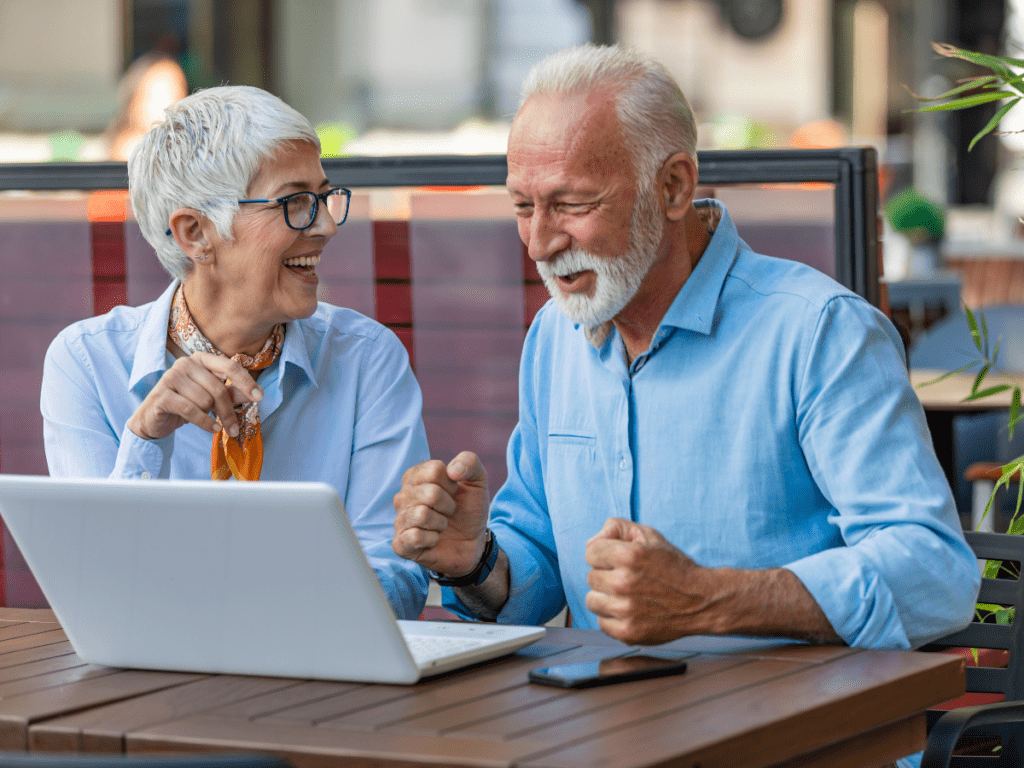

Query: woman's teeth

[283,255,320,268]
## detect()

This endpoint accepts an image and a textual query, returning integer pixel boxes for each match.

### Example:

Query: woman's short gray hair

[129,85,320,280]
[518,44,697,193]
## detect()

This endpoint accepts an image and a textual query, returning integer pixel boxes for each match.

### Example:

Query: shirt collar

[581,199,740,348]
[279,316,318,389]
[128,280,318,392]
[128,280,180,393]
[657,198,739,337]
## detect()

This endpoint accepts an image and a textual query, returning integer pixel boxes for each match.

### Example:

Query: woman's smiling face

[202,140,337,336]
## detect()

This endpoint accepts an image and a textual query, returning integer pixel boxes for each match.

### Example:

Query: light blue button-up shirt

[41,280,431,618]
[446,201,979,652]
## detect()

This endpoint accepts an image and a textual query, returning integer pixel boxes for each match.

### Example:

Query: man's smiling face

[507,91,663,327]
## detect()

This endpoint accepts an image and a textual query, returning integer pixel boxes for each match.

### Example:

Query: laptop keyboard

[404,633,491,664]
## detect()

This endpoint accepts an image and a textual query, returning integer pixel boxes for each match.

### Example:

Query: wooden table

[0,609,964,768]
[911,368,1020,528]
[911,369,1018,411]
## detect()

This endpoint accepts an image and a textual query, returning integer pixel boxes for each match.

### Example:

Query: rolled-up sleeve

[786,297,979,649]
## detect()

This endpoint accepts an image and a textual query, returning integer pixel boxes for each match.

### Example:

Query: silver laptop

[0,475,544,684]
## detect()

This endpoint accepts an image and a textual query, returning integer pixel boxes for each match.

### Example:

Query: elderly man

[393,45,978,652]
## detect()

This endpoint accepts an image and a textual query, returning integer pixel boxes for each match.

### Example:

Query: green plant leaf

[972,363,992,394]
[982,312,990,356]
[910,75,1001,101]
[1001,456,1024,475]
[1016,471,1023,521]
[1010,387,1021,440]
[966,306,983,352]
[931,43,1024,97]
[995,72,1024,92]
[965,384,1013,401]
[917,91,1018,113]
[969,98,1022,151]
[916,361,983,387]
[933,41,1024,68]
[996,607,1015,625]
[984,557,1002,578]
[977,602,1003,612]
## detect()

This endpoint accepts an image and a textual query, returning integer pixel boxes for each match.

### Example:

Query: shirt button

[140,471,152,480]
[619,458,627,470]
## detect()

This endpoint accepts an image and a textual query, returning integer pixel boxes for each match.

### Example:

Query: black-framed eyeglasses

[164,187,351,236]
[239,186,352,230]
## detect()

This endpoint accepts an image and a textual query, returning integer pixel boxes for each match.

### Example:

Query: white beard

[537,188,664,328]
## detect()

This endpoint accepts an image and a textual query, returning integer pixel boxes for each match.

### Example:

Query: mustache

[537,250,603,279]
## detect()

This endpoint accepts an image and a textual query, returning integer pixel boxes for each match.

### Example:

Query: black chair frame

[922,531,1024,768]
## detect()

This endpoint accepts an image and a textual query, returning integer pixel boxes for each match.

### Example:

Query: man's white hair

[129,85,320,280]
[518,44,697,191]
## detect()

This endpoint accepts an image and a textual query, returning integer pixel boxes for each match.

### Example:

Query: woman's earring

[195,252,209,262]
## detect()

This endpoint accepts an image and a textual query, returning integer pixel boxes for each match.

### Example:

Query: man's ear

[660,152,698,222]
[167,208,216,265]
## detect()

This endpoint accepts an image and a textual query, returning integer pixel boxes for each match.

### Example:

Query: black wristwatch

[430,529,498,587]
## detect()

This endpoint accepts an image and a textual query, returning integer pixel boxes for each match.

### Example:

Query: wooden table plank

[0,641,75,671]
[654,634,859,663]
[0,623,65,643]
[251,643,599,730]
[0,610,57,623]
[0,629,67,656]
[401,657,746,739]
[0,670,204,750]
[31,675,301,753]
[453,656,796,742]
[0,653,89,686]
[765,713,926,768]
[0,665,117,699]
[311,646,626,732]
[515,651,964,768]
[127,716,550,768]
[193,680,360,721]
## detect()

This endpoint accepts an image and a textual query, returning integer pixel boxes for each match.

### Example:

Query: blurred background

[5,0,1024,600]
[1,0,1022,228]
[4,0,1024,270]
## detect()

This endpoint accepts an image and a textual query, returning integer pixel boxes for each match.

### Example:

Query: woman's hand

[126,352,262,441]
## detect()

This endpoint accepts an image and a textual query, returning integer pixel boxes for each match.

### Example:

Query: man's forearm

[452,547,510,621]
[710,567,842,644]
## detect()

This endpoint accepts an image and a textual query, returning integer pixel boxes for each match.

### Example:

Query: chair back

[928,531,1024,700]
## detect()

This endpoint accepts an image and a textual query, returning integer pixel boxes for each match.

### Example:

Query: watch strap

[430,529,498,588]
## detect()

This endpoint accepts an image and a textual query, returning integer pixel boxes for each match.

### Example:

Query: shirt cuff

[111,425,173,479]
[365,539,429,620]
[441,527,563,625]
[785,547,911,650]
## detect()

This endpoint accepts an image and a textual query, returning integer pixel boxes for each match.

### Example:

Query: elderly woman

[41,86,429,618]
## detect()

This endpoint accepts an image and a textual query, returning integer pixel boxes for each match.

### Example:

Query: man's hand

[585,518,842,646]
[585,518,721,644]
[127,352,261,441]
[392,451,491,577]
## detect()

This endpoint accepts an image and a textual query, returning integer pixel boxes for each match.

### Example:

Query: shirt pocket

[546,429,601,535]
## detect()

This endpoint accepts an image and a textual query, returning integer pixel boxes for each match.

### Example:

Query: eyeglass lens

[285,191,349,229]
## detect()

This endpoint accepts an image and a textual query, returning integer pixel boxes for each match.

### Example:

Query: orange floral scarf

[167,285,283,481]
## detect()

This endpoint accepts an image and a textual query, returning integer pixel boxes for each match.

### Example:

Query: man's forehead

[507,90,630,190]
[511,91,614,143]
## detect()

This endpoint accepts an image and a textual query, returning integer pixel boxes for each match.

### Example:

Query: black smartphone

[528,653,688,689]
